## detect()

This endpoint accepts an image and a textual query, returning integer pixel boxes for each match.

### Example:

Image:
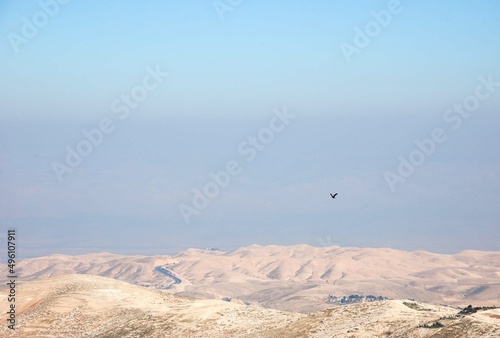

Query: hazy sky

[1,0,499,257]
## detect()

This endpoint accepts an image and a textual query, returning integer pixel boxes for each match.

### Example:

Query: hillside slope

[1,274,499,337]
[1,245,499,312]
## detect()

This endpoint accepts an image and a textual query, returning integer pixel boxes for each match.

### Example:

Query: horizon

[8,242,500,261]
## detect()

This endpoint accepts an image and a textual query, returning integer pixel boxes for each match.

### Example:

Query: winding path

[155,266,181,288]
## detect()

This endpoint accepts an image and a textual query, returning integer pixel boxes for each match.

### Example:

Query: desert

[1,245,499,337]
[1,273,499,337]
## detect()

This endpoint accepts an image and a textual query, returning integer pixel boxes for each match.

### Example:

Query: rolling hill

[1,274,499,337]
[1,245,499,313]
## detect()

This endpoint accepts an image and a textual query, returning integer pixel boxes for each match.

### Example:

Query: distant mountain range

[1,244,499,313]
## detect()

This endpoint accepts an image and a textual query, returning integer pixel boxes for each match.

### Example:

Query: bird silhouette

[330,193,338,199]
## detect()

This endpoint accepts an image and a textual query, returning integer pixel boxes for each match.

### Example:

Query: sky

[0,0,499,257]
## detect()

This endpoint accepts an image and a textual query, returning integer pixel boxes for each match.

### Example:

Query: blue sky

[0,0,499,257]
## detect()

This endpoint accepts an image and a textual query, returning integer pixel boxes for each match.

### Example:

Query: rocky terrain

[1,274,499,337]
[1,245,499,313]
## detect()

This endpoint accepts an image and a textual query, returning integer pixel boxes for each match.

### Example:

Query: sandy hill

[1,274,499,337]
[1,245,499,313]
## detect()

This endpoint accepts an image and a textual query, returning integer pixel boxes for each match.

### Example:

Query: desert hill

[1,274,499,337]
[1,245,499,313]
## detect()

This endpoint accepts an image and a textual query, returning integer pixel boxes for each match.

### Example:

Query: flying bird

[330,193,338,199]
